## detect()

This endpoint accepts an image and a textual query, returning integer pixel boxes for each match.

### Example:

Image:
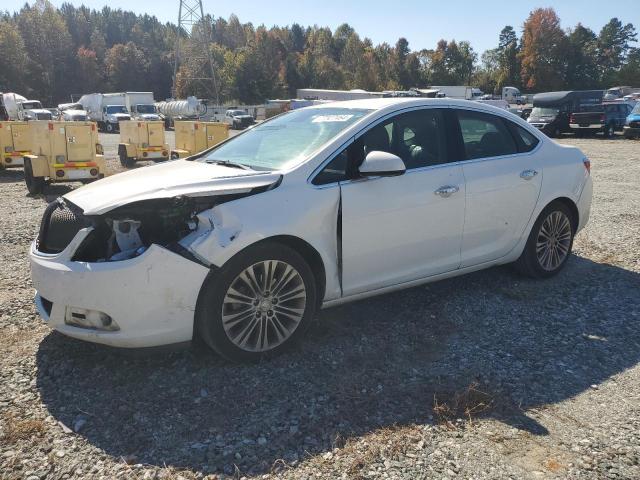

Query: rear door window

[456,110,518,160]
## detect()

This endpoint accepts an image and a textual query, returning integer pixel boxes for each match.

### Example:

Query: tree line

[0,1,638,106]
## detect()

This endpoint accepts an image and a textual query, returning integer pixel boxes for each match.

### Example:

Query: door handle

[434,185,459,198]
[520,169,538,180]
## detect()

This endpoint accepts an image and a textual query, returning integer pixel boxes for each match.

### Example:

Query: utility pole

[172,0,219,103]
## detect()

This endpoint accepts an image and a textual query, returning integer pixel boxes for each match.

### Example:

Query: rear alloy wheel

[197,243,317,362]
[515,202,575,278]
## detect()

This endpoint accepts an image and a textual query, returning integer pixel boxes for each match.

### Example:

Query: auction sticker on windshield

[312,115,355,123]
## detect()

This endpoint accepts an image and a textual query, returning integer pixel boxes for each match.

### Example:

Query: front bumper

[30,230,210,348]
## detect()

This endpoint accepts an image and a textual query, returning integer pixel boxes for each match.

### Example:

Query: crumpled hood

[64,159,281,215]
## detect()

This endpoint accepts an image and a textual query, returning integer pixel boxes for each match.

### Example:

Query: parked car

[29,98,592,361]
[528,90,603,137]
[569,102,635,137]
[624,103,640,139]
[224,109,254,129]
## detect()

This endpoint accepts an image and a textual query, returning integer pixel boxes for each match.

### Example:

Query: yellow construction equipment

[0,121,31,169]
[23,121,105,195]
[118,120,169,167]
[171,121,230,159]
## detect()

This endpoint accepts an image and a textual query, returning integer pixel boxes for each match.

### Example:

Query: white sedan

[30,98,592,361]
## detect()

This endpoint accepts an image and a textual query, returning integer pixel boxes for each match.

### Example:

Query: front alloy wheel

[222,261,306,352]
[197,242,317,362]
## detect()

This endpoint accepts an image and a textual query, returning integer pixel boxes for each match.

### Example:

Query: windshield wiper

[205,160,253,170]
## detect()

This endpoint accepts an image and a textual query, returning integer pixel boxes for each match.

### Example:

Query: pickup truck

[569,102,634,138]
[224,109,255,130]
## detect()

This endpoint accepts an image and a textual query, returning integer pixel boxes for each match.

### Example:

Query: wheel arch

[549,196,579,231]
[255,235,327,308]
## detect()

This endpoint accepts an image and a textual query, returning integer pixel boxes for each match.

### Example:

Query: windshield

[106,105,128,114]
[531,107,559,117]
[202,107,372,170]
[137,104,157,114]
[229,110,247,116]
[22,101,42,109]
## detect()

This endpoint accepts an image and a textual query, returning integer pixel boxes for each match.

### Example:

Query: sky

[3,0,640,54]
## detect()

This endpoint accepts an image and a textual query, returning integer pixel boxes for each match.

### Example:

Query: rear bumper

[569,123,603,130]
[30,233,210,348]
[1,156,24,167]
[577,175,593,233]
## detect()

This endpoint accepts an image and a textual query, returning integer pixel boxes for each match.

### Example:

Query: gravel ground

[0,134,639,480]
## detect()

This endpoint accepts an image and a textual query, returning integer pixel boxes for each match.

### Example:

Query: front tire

[196,242,317,362]
[515,202,575,278]
[106,122,116,133]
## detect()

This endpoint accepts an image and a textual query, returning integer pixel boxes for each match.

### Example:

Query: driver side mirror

[359,151,406,177]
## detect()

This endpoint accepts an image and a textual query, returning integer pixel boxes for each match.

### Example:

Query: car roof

[307,97,519,117]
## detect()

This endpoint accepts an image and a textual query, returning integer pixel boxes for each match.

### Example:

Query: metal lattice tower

[172,0,219,103]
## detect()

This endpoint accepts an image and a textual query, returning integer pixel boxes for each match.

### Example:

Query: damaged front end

[38,180,279,264]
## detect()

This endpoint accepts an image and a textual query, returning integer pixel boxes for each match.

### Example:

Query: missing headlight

[71,195,237,262]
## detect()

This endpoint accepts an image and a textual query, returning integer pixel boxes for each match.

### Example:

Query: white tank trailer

[156,96,207,127]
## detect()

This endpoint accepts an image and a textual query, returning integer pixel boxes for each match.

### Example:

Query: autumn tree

[519,8,568,91]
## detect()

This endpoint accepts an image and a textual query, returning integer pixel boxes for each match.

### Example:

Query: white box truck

[123,92,161,121]
[78,93,131,133]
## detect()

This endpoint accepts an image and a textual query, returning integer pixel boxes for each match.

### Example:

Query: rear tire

[24,159,45,195]
[196,242,317,362]
[515,201,575,279]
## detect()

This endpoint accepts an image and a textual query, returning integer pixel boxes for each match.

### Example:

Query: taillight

[600,114,605,123]
[583,158,591,174]
[570,114,575,123]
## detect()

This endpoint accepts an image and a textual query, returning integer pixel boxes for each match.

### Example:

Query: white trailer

[78,93,131,133]
[2,92,53,121]
[431,86,484,100]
